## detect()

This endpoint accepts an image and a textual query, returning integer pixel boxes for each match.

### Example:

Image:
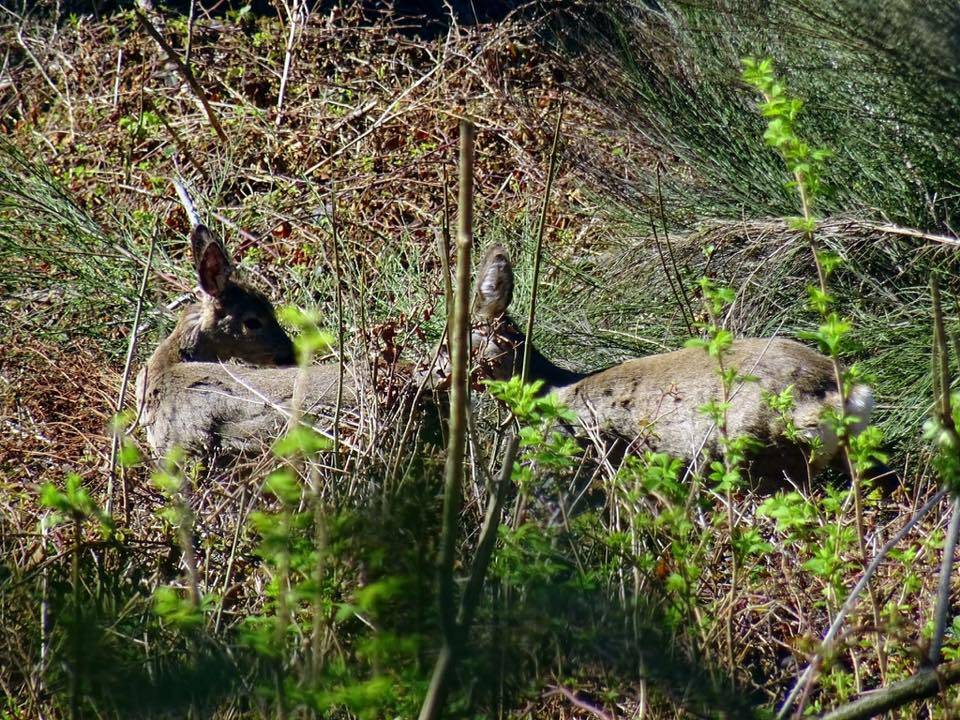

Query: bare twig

[930,499,960,665]
[330,183,346,470]
[150,100,209,181]
[932,276,955,430]
[777,487,948,717]
[928,274,960,666]
[549,685,616,720]
[275,0,308,126]
[438,164,453,329]
[172,177,201,228]
[213,483,247,633]
[106,231,157,519]
[112,47,122,107]
[70,514,80,720]
[457,434,519,632]
[860,221,960,248]
[136,9,228,143]
[654,161,694,334]
[184,0,196,67]
[521,96,564,383]
[418,119,474,720]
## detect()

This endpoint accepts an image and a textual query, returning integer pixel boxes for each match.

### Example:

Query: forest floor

[1,2,958,718]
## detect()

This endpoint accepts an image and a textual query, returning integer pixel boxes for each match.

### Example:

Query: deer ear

[191,225,232,297]
[473,245,514,319]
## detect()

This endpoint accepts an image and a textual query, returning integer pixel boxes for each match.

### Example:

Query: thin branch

[106,230,157,520]
[549,685,616,720]
[418,119,474,720]
[860,220,960,248]
[777,487,948,717]
[214,484,247,633]
[172,177,201,228]
[184,0,196,67]
[330,184,345,474]
[521,96,564,384]
[438,164,453,330]
[932,276,955,429]
[930,497,960,665]
[928,274,960,666]
[136,10,228,143]
[275,0,307,126]
[457,434,519,632]
[654,160,694,334]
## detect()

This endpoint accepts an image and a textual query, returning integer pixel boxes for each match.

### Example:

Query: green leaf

[273,425,331,458]
[787,216,817,233]
[40,483,71,513]
[816,250,844,276]
[152,469,182,495]
[806,286,833,314]
[153,586,204,628]
[118,439,141,468]
[264,469,301,505]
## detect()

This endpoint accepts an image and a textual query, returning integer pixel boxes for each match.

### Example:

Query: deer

[427,244,875,488]
[135,224,357,460]
[138,229,873,487]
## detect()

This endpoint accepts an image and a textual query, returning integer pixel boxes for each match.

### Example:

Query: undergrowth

[2,1,960,718]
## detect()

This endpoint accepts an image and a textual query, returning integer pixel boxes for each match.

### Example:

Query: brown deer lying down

[135,225,357,459]
[137,228,872,487]
[426,245,874,487]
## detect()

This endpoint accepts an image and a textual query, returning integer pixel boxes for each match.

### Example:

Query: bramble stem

[419,120,474,720]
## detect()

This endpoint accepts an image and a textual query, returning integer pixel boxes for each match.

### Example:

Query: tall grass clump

[0,140,150,356]
[554,0,960,227]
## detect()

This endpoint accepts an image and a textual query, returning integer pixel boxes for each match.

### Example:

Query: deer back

[142,361,357,459]
[556,338,848,466]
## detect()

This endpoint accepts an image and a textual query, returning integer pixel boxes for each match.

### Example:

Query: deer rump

[553,337,873,487]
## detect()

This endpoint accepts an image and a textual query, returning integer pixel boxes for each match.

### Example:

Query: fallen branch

[817,663,960,720]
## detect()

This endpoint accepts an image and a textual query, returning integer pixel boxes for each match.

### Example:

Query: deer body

[136,224,356,459]
[554,338,872,481]
[138,226,873,487]
[459,245,873,486]
[139,361,356,459]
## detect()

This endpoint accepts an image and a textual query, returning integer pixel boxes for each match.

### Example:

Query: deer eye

[243,316,263,332]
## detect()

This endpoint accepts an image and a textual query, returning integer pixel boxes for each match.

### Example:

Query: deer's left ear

[191,225,233,298]
[473,245,514,319]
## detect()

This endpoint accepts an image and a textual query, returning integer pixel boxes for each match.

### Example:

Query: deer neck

[496,316,589,393]
[523,343,589,392]
[141,306,202,388]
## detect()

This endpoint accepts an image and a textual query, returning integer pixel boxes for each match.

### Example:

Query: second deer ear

[472,245,514,319]
[191,225,232,298]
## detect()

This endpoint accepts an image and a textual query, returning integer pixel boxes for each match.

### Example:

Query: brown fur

[138,234,873,487]
[135,225,347,459]
[139,362,356,458]
[446,245,874,488]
